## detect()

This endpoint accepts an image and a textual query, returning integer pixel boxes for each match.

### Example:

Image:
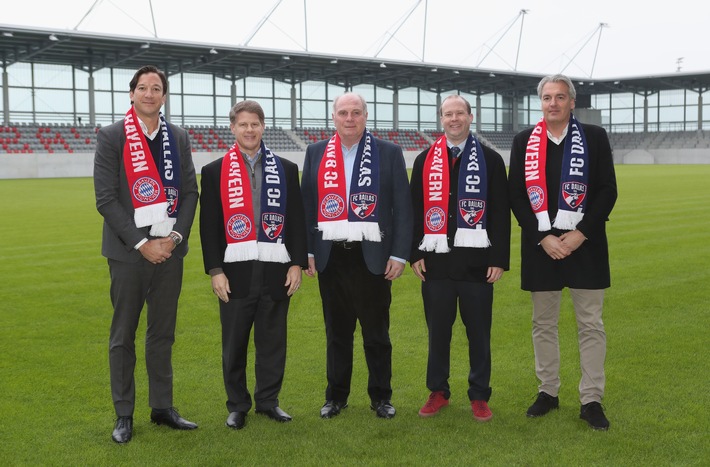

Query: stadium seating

[2,123,709,154]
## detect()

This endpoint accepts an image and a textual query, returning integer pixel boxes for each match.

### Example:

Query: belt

[332,240,360,250]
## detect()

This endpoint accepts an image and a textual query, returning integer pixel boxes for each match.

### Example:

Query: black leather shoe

[112,416,133,444]
[371,400,396,419]
[226,411,247,430]
[526,392,559,418]
[320,400,348,419]
[256,406,292,422]
[150,407,198,430]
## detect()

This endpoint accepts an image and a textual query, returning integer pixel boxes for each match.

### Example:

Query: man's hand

[411,259,427,281]
[305,257,316,277]
[211,273,231,303]
[138,238,173,264]
[285,265,302,296]
[384,259,405,281]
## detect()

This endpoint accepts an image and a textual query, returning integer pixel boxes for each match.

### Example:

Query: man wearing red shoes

[410,95,510,421]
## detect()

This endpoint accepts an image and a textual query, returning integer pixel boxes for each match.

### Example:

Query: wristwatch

[168,232,182,246]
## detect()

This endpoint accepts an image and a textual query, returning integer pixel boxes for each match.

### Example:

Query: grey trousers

[531,289,606,404]
[108,256,183,416]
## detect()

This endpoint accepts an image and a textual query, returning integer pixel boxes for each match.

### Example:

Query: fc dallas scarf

[220,142,290,263]
[419,134,489,253]
[524,114,589,231]
[122,107,180,237]
[317,130,380,242]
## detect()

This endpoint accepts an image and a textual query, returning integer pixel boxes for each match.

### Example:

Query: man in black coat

[410,95,510,421]
[508,74,617,430]
[200,100,307,430]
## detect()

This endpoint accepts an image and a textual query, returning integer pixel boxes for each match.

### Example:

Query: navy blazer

[301,136,413,275]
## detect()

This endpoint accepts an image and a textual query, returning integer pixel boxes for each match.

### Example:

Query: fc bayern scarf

[419,134,489,253]
[122,107,180,237]
[220,142,290,263]
[524,114,589,231]
[317,130,381,242]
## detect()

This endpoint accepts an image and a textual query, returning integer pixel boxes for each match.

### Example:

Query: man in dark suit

[410,95,510,421]
[508,74,617,431]
[301,92,412,420]
[200,100,307,430]
[94,65,199,444]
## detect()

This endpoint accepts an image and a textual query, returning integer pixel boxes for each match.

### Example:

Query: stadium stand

[2,124,708,154]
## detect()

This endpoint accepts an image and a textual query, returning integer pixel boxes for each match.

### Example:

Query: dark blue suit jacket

[301,136,413,275]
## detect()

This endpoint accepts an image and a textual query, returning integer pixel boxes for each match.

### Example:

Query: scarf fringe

[224,240,259,263]
[419,234,450,253]
[535,211,552,231]
[347,222,381,242]
[553,210,583,231]
[150,217,176,237]
[319,220,350,241]
[134,203,168,229]
[258,242,291,263]
[454,228,491,248]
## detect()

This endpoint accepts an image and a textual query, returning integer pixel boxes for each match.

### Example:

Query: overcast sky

[3,0,708,79]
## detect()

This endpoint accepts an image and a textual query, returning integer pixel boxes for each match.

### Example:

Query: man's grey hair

[333,92,368,113]
[537,74,576,100]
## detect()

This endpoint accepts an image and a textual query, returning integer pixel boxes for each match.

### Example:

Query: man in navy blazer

[301,93,412,420]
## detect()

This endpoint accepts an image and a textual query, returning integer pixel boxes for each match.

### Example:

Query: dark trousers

[421,279,493,401]
[220,262,289,413]
[108,256,183,417]
[317,243,393,403]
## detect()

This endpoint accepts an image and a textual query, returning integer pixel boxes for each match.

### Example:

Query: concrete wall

[1,148,707,180]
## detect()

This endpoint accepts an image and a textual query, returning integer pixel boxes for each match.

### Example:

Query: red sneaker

[471,400,493,422]
[418,391,449,417]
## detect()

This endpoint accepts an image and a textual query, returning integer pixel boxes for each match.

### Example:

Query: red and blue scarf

[123,107,180,237]
[317,130,380,242]
[420,133,489,253]
[220,141,289,263]
[524,114,589,231]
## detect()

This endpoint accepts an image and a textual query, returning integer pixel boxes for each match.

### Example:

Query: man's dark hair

[129,65,168,95]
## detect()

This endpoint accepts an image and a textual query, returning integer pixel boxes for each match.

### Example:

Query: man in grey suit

[94,65,199,444]
[301,92,412,420]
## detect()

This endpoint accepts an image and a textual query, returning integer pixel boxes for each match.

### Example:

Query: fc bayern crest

[527,185,545,211]
[425,207,446,232]
[350,192,377,219]
[132,177,161,203]
[227,214,252,240]
[320,194,345,219]
[165,187,179,215]
[459,199,485,226]
[262,213,285,239]
[562,182,587,209]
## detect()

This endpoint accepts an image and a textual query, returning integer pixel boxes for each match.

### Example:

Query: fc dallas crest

[459,199,485,226]
[262,213,285,239]
[350,192,377,219]
[562,181,587,209]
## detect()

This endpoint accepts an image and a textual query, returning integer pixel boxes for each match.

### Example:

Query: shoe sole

[473,413,493,422]
[526,406,559,418]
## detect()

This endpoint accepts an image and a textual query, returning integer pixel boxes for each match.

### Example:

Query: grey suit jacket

[94,119,199,263]
[301,136,413,275]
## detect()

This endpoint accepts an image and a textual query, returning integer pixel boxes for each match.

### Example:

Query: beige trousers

[531,289,606,404]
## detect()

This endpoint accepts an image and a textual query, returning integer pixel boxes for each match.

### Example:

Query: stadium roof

[2,24,710,98]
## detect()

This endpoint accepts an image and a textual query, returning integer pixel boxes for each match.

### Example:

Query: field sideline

[0,165,708,465]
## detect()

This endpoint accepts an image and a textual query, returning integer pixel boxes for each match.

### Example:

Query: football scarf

[220,141,290,263]
[524,114,589,231]
[317,130,381,242]
[122,107,180,237]
[419,134,489,253]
